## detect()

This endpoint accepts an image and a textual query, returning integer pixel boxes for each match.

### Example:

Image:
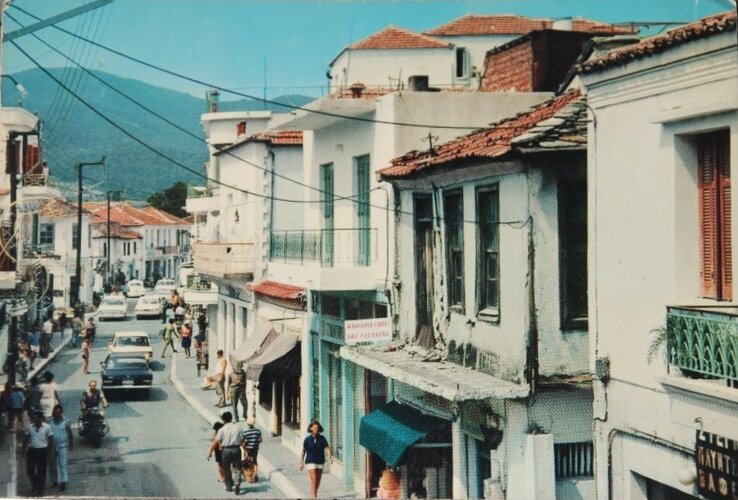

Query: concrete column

[467,435,479,498]
[452,420,469,499]
[270,380,279,435]
[524,433,555,499]
[217,299,226,352]
[341,359,355,489]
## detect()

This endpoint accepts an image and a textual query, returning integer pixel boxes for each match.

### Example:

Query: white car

[134,295,163,319]
[154,279,177,301]
[97,294,127,321]
[126,279,146,298]
[108,331,153,364]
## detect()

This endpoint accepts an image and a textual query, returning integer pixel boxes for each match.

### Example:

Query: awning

[360,400,447,467]
[247,280,306,311]
[340,344,529,402]
[229,327,273,369]
[245,329,301,381]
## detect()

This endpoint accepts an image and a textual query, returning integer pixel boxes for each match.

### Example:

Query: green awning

[359,400,447,467]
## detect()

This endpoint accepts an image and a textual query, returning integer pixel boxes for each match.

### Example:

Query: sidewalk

[170,353,357,499]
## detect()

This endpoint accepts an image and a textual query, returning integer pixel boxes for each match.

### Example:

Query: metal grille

[554,442,594,479]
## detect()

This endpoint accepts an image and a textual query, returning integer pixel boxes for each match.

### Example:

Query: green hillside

[1,68,314,199]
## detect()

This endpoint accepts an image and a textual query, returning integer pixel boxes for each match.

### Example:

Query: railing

[156,245,179,254]
[22,243,55,258]
[187,184,212,199]
[269,228,376,267]
[666,305,738,382]
[194,242,254,278]
[23,173,48,187]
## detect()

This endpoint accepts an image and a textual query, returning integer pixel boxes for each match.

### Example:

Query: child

[81,339,90,375]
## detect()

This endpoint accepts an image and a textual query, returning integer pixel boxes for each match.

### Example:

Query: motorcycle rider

[79,380,109,429]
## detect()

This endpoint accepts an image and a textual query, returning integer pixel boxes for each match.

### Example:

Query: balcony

[22,243,56,258]
[187,184,212,199]
[185,184,219,214]
[666,305,738,382]
[194,242,254,278]
[269,228,376,267]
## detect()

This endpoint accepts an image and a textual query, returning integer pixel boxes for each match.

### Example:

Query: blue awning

[359,400,447,467]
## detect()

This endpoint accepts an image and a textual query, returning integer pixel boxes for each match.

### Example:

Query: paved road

[16,297,284,498]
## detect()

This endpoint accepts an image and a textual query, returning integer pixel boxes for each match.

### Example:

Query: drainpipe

[390,182,402,339]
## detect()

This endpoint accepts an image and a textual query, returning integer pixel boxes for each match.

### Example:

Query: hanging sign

[696,430,738,499]
[344,317,392,344]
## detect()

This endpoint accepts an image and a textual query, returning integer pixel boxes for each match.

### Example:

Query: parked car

[97,294,127,321]
[100,353,153,397]
[108,331,153,364]
[134,295,163,319]
[126,279,146,298]
[154,279,177,301]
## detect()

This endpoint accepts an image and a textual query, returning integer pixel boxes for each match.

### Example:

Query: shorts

[305,463,323,470]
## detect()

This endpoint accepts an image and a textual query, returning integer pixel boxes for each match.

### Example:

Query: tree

[147,181,188,218]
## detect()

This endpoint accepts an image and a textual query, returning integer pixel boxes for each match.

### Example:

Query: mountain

[1,68,314,199]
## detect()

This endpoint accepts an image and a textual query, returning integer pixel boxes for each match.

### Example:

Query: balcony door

[321,163,335,266]
[414,195,435,347]
[356,155,371,266]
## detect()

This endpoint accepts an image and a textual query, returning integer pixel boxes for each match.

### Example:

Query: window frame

[39,222,55,247]
[476,185,500,321]
[558,179,588,330]
[444,190,465,314]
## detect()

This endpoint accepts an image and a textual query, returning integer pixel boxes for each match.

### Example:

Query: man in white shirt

[48,404,74,492]
[23,411,53,496]
[41,316,54,358]
[216,411,242,494]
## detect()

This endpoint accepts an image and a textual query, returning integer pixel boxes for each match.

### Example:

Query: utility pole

[72,157,105,307]
[6,132,19,384]
[107,191,112,286]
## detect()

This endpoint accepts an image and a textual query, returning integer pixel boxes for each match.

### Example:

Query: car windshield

[142,298,159,304]
[157,280,174,287]
[102,298,125,306]
[115,336,149,347]
[106,357,148,369]
[129,281,143,287]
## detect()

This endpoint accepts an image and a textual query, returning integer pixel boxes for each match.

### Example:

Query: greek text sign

[344,318,392,344]
[696,430,738,499]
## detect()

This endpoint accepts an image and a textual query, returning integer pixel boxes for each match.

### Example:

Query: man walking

[241,417,262,481]
[215,411,242,494]
[23,411,53,497]
[48,404,73,491]
[83,318,96,348]
[228,365,247,421]
[71,315,83,348]
[160,318,179,357]
[41,316,53,358]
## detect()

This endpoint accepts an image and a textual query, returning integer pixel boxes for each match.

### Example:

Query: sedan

[134,295,163,319]
[126,279,146,298]
[97,295,127,321]
[100,353,153,397]
[154,279,177,301]
[109,331,153,364]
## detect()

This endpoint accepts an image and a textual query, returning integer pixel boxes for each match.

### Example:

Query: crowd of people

[160,290,209,375]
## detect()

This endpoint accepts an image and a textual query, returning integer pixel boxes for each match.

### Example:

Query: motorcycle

[78,406,109,447]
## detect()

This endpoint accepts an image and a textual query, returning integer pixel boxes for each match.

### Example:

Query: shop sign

[696,430,738,499]
[344,317,392,344]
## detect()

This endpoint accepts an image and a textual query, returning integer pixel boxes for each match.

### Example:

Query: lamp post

[72,157,105,307]
[1,74,28,107]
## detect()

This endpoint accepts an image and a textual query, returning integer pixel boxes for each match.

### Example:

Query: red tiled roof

[91,222,142,240]
[379,89,582,178]
[40,198,87,218]
[250,130,303,146]
[246,280,306,300]
[139,206,190,226]
[425,14,635,36]
[84,202,189,227]
[350,26,452,50]
[579,10,736,74]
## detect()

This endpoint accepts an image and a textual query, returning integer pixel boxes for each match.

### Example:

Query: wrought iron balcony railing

[23,243,55,258]
[187,184,212,199]
[269,228,376,267]
[666,305,738,383]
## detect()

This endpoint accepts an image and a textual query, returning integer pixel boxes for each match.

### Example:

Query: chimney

[408,75,430,91]
[552,17,573,31]
[207,89,220,112]
[236,121,247,137]
[349,82,366,98]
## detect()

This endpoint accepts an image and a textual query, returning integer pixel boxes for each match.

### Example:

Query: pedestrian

[180,320,193,358]
[39,371,60,421]
[9,383,25,432]
[71,315,83,348]
[196,338,209,377]
[23,410,53,497]
[25,376,42,418]
[27,327,40,367]
[204,350,227,407]
[161,297,168,324]
[81,338,90,375]
[214,411,242,494]
[174,303,186,323]
[59,312,67,339]
[160,318,179,357]
[241,417,262,482]
[48,405,73,492]
[84,317,96,348]
[228,365,247,421]
[170,290,181,309]
[42,316,53,358]
[299,420,333,499]
[206,420,226,483]
[197,311,207,341]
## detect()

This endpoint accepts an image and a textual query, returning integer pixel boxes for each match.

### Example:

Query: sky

[1,0,735,100]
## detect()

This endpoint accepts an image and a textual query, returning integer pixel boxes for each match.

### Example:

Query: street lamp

[2,74,28,107]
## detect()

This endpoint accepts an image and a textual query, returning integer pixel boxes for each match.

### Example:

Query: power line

[9,3,502,131]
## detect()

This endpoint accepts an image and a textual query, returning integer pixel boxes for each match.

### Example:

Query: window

[455,47,468,78]
[554,442,594,479]
[39,223,54,246]
[321,163,335,266]
[699,130,732,301]
[444,191,464,312]
[477,187,499,317]
[72,224,78,250]
[133,242,137,254]
[559,180,588,329]
[103,243,107,257]
[355,155,371,266]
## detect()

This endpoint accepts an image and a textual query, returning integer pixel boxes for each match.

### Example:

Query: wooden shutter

[699,131,732,301]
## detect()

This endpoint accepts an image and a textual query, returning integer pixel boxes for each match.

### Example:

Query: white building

[579,10,738,499]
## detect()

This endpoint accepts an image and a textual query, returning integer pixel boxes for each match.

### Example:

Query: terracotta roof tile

[91,222,142,240]
[351,26,452,50]
[246,280,306,300]
[40,198,87,218]
[84,202,188,227]
[250,130,303,145]
[139,206,190,226]
[425,14,635,36]
[379,89,582,178]
[579,10,736,74]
